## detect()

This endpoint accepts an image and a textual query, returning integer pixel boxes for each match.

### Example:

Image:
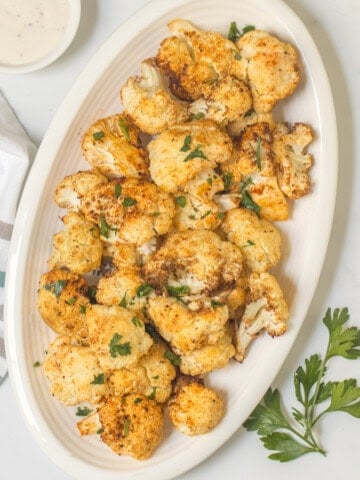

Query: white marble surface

[0,0,359,478]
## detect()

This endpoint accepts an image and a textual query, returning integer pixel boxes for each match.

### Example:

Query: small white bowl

[0,0,81,74]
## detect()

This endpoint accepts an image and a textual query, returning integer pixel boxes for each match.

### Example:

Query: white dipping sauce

[0,0,70,66]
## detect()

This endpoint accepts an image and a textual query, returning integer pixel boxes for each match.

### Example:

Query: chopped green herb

[86,285,97,304]
[201,210,212,219]
[184,145,207,162]
[79,305,86,314]
[118,117,130,142]
[134,397,143,404]
[136,283,154,298]
[207,177,213,186]
[131,316,143,327]
[148,386,158,400]
[166,285,190,299]
[242,25,255,34]
[256,139,262,170]
[228,21,241,42]
[122,197,137,207]
[114,183,122,199]
[123,417,131,437]
[99,215,111,238]
[241,190,260,216]
[234,52,242,60]
[33,361,40,368]
[152,211,161,217]
[164,350,181,366]
[90,373,105,385]
[76,406,93,417]
[176,196,187,207]
[217,212,225,220]
[152,375,159,380]
[96,428,104,435]
[211,299,225,308]
[244,108,254,117]
[180,135,192,152]
[223,172,233,191]
[44,280,67,298]
[109,333,132,358]
[119,293,127,308]
[93,131,104,141]
[66,297,76,305]
[189,214,196,220]
[239,177,254,192]
[242,240,256,248]
[191,112,205,120]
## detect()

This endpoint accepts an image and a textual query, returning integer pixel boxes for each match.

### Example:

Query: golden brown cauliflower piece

[147,296,229,353]
[237,30,299,113]
[48,211,103,274]
[156,19,245,101]
[86,305,153,370]
[227,110,274,138]
[273,122,313,199]
[120,58,189,135]
[109,343,176,403]
[37,269,89,343]
[148,119,232,193]
[54,170,108,211]
[179,331,235,376]
[107,242,140,269]
[233,272,289,361]
[168,379,224,435]
[222,208,281,273]
[82,114,149,179]
[80,178,175,246]
[143,230,243,295]
[98,394,164,460]
[43,336,108,406]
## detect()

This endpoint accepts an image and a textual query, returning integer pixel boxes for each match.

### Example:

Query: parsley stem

[308,339,331,425]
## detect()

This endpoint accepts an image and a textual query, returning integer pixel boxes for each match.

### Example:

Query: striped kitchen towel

[0,91,36,384]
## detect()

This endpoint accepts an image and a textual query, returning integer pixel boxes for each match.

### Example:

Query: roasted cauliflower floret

[48,211,103,274]
[98,394,164,460]
[168,378,224,435]
[54,170,108,211]
[82,114,149,179]
[143,230,243,295]
[148,120,232,193]
[37,269,89,343]
[273,122,313,199]
[237,29,299,113]
[147,296,229,353]
[234,272,289,361]
[107,242,140,269]
[227,110,274,138]
[179,331,235,376]
[43,336,108,406]
[85,305,153,370]
[80,178,175,246]
[109,343,176,403]
[189,76,252,125]
[222,208,281,273]
[120,58,189,135]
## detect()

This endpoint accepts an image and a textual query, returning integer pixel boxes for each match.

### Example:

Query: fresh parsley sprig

[243,307,360,462]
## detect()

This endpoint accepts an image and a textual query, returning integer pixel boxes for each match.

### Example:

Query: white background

[0,0,359,478]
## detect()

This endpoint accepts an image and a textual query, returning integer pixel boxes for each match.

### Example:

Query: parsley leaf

[119,293,127,308]
[92,131,104,141]
[166,285,190,299]
[131,316,143,327]
[261,432,315,462]
[44,280,67,298]
[66,296,76,305]
[242,240,255,248]
[90,373,105,385]
[222,172,233,192]
[122,197,137,207]
[240,190,260,217]
[242,25,256,34]
[109,333,132,358]
[164,350,181,366]
[76,406,93,417]
[191,112,205,120]
[323,307,360,360]
[148,386,158,400]
[210,299,225,308]
[119,117,130,142]
[99,216,111,238]
[180,135,192,152]
[183,145,207,162]
[86,285,97,304]
[79,305,86,314]
[33,361,40,367]
[176,196,187,207]
[217,212,225,220]
[136,283,153,298]
[123,417,131,436]
[114,183,122,198]
[228,21,241,42]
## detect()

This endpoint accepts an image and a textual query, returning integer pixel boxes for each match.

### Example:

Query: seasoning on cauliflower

[221,208,281,273]
[80,178,175,246]
[179,331,235,376]
[227,110,274,138]
[82,114,149,179]
[85,305,153,370]
[120,58,189,135]
[147,296,229,353]
[148,119,232,193]
[43,335,108,406]
[104,242,140,269]
[98,394,164,460]
[143,230,243,295]
[273,122,313,199]
[48,211,103,274]
[54,170,108,211]
[37,269,89,343]
[237,29,299,113]
[109,343,176,403]
[233,272,289,361]
[168,377,224,436]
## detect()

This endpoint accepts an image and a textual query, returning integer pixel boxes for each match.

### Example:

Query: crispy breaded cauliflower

[43,336,108,406]
[143,230,243,294]
[120,58,189,135]
[48,211,103,274]
[156,19,245,101]
[107,242,140,269]
[37,269,89,343]
[222,208,281,273]
[82,114,149,179]
[80,178,175,246]
[54,170,108,211]
[109,343,176,403]
[189,76,252,125]
[96,266,150,313]
[233,272,289,361]
[179,331,235,376]
[148,120,232,193]
[237,29,299,113]
[168,378,224,435]
[273,122,313,198]
[227,110,274,138]
[98,394,164,460]
[147,296,229,353]
[85,305,153,370]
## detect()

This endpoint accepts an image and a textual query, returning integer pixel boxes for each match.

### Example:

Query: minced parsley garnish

[239,177,254,192]
[119,293,127,308]
[87,285,97,304]
[176,196,187,207]
[44,279,67,298]
[201,210,212,219]
[242,25,255,34]
[122,197,137,207]
[114,183,122,198]
[136,283,154,298]
[217,212,225,220]
[241,190,261,217]
[242,240,256,248]
[166,285,190,299]
[234,52,242,60]
[228,21,241,42]
[123,418,131,437]
[66,297,76,305]
[119,117,130,142]
[148,386,158,400]
[79,305,86,314]
[131,316,143,327]
[184,145,207,162]
[223,172,233,192]
[92,131,104,141]
[76,406,93,417]
[180,135,192,152]
[256,139,262,170]
[164,350,181,366]
[96,428,104,434]
[191,112,205,120]
[99,215,111,238]
[210,299,225,308]
[33,361,40,368]
[134,397,143,404]
[207,177,213,186]
[109,333,131,358]
[90,373,105,385]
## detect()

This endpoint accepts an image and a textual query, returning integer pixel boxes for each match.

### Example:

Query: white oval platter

[4,0,337,479]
